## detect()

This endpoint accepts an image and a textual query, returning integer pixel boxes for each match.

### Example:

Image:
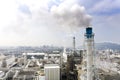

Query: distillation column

[84,27,94,80]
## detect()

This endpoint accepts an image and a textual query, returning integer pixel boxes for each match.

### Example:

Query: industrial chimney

[84,27,94,80]
[73,36,75,53]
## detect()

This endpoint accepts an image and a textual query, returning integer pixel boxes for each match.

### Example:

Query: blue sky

[76,0,120,44]
[0,0,120,47]
[88,0,120,44]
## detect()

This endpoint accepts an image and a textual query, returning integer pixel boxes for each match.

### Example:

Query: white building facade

[44,64,60,80]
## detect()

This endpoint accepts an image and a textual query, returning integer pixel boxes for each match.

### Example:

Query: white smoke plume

[50,0,92,28]
[0,0,92,46]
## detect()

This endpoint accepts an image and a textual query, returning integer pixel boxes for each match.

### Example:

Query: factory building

[22,53,45,59]
[22,52,61,60]
[44,64,60,80]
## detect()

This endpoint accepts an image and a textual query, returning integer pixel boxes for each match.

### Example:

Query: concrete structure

[44,64,60,80]
[0,71,4,78]
[24,53,27,66]
[84,27,94,80]
[63,48,67,63]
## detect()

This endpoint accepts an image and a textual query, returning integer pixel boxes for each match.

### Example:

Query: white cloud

[0,0,90,46]
[0,0,18,27]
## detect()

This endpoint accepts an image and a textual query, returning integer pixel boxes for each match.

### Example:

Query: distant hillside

[95,42,120,50]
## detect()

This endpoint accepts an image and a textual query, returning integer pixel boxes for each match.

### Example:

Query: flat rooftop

[44,64,60,68]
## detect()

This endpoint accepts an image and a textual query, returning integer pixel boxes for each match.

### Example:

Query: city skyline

[0,0,119,47]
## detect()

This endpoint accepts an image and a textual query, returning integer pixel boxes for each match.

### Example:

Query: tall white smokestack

[84,27,94,80]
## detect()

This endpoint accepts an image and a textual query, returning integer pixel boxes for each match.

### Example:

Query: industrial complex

[0,27,120,80]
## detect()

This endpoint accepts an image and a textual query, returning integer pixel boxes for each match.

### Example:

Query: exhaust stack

[85,27,94,80]
[73,37,75,53]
